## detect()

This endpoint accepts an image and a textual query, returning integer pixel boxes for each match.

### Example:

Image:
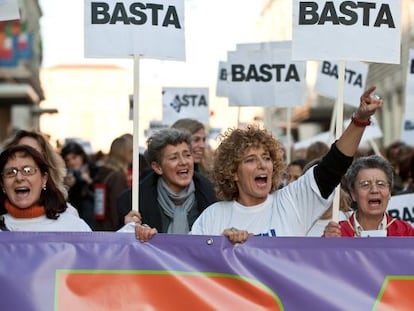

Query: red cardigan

[340,213,414,237]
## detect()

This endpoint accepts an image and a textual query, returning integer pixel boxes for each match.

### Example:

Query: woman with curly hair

[189,86,383,243]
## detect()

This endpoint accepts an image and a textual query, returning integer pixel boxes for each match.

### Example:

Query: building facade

[0,0,44,143]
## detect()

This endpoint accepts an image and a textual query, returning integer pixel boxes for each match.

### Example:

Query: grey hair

[344,155,394,191]
[145,128,192,164]
[171,118,205,135]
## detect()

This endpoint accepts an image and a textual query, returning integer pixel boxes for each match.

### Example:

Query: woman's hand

[124,210,142,225]
[355,86,384,121]
[135,224,158,242]
[323,221,341,237]
[222,227,251,244]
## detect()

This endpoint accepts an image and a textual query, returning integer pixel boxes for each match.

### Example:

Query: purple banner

[0,232,414,310]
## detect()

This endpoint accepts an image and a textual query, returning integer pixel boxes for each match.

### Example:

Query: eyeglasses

[1,166,38,178]
[357,180,389,191]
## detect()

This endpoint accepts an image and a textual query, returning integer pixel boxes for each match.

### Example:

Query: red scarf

[5,200,46,218]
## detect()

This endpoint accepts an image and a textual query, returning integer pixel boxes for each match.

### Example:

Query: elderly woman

[323,155,414,237]
[125,128,217,241]
[189,86,383,243]
[0,145,91,231]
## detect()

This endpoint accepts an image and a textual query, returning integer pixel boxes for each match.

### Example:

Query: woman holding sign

[323,155,414,237]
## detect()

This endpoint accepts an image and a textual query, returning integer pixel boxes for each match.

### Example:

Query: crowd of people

[1,86,414,239]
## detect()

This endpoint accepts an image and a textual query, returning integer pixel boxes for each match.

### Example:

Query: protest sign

[292,0,401,63]
[84,0,185,60]
[162,87,209,125]
[315,60,368,107]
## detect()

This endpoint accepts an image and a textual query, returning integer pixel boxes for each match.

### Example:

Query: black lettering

[219,69,227,80]
[285,64,300,81]
[198,95,207,107]
[170,95,182,113]
[259,64,273,82]
[129,3,147,25]
[345,69,356,83]
[402,207,414,223]
[181,95,190,106]
[272,64,285,81]
[318,1,340,25]
[338,1,357,25]
[163,5,181,28]
[145,3,163,25]
[298,1,395,27]
[331,64,338,78]
[231,65,245,82]
[110,2,129,24]
[91,2,110,24]
[321,61,332,74]
[388,209,400,219]
[404,120,414,131]
[246,65,259,82]
[357,2,376,26]
[299,2,319,25]
[374,4,395,28]
[353,74,362,87]
[410,59,414,74]
[231,63,299,82]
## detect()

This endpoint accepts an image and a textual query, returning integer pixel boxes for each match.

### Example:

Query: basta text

[298,1,395,28]
[91,1,181,27]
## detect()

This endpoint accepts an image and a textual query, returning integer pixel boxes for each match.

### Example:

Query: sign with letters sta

[162,87,209,125]
[315,60,368,107]
[84,0,185,60]
[292,0,400,63]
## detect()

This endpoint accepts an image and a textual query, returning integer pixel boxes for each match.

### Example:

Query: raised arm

[314,86,383,199]
[336,86,383,156]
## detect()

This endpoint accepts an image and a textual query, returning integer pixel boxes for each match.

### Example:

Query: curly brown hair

[212,125,286,201]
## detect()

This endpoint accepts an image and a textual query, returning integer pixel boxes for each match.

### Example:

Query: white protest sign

[216,42,293,99]
[0,0,19,21]
[162,87,209,125]
[226,47,306,107]
[315,61,368,107]
[387,193,414,227]
[292,0,401,63]
[401,49,414,145]
[84,0,185,60]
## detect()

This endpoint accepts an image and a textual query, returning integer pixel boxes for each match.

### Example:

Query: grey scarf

[157,178,195,234]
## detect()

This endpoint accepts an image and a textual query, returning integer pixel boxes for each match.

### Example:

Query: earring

[2,188,5,194]
[42,185,46,191]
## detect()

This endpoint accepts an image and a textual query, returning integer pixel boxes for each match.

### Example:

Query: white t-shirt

[2,211,92,232]
[190,168,332,237]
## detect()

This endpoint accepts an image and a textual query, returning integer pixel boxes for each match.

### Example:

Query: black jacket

[117,171,217,232]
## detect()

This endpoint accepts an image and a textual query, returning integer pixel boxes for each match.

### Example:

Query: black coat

[117,171,217,232]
